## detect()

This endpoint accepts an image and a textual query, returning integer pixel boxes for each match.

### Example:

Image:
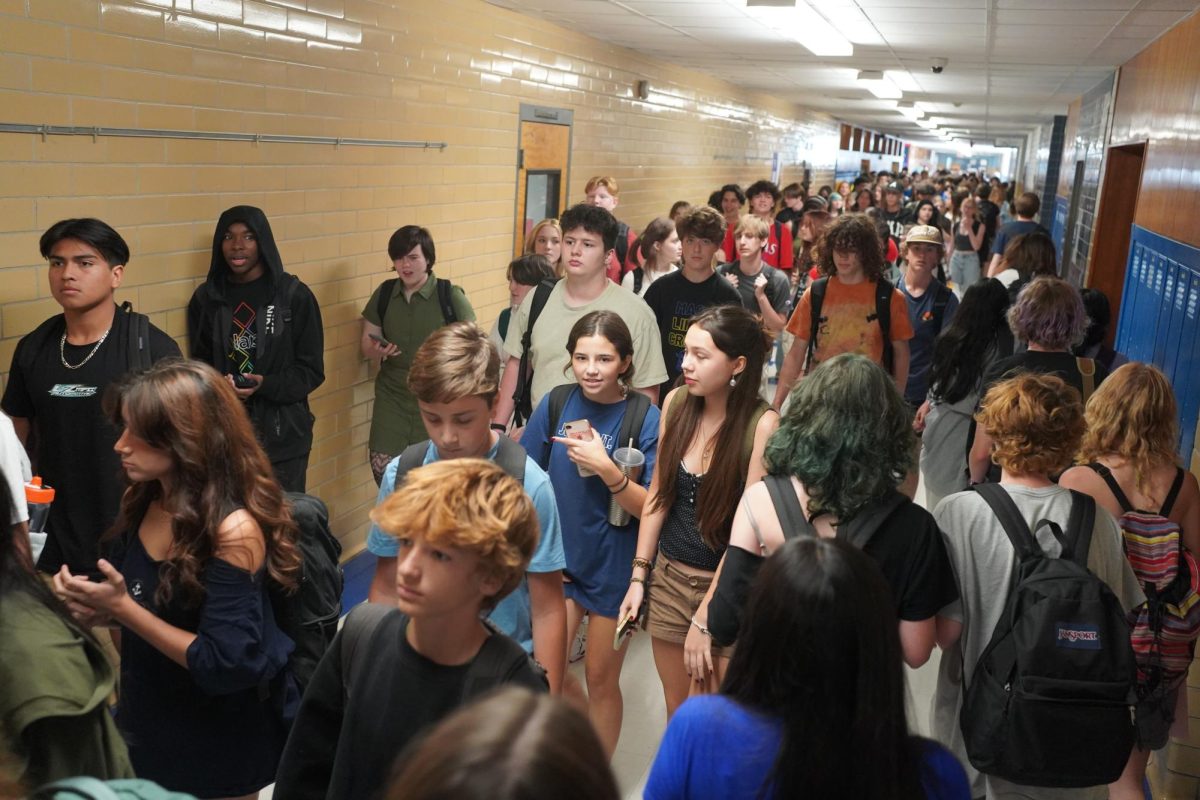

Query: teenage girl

[525,218,564,278]
[521,311,660,757]
[56,360,300,800]
[622,218,681,297]
[947,192,984,295]
[618,304,777,716]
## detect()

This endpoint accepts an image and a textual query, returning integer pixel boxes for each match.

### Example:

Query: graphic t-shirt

[718,261,791,317]
[784,277,914,366]
[643,270,742,393]
[223,274,273,375]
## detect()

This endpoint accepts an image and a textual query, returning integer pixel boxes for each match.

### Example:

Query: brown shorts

[646,554,734,659]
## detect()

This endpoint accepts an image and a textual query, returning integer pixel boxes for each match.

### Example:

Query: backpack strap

[435,278,457,325]
[1086,462,1134,514]
[375,278,399,334]
[1076,356,1096,401]
[632,267,644,295]
[492,435,527,483]
[119,301,152,371]
[614,222,630,270]
[973,482,1043,560]
[875,278,894,374]
[390,441,432,493]
[513,279,557,427]
[616,389,652,454]
[805,277,829,372]
[545,384,576,440]
[1162,468,1186,517]
[340,603,393,701]
[931,282,952,332]
[740,401,769,473]
[462,619,546,700]
[1062,489,1096,567]
[739,493,769,556]
[277,273,299,328]
[763,474,815,540]
[839,490,910,550]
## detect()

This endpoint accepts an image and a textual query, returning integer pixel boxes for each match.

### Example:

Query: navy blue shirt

[990,220,1048,257]
[900,278,959,405]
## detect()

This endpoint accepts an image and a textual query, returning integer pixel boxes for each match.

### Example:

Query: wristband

[630,576,645,584]
[490,423,507,432]
[631,557,653,571]
[609,475,630,495]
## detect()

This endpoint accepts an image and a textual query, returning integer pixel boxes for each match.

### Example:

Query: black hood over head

[208,205,285,292]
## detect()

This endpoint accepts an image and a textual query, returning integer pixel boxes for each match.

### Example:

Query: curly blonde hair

[370,459,538,611]
[977,373,1085,477]
[1078,362,1179,501]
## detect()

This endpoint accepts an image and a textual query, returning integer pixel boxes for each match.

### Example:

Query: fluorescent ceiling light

[856,70,901,99]
[916,119,937,130]
[886,70,921,92]
[749,3,853,57]
[895,101,923,120]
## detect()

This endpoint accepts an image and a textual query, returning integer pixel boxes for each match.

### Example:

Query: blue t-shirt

[900,278,959,405]
[521,386,659,618]
[645,695,971,800]
[365,439,566,653]
[990,219,1047,257]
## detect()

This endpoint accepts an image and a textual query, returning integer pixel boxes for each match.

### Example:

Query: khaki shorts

[646,554,734,659]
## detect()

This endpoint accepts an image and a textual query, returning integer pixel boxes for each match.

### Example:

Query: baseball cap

[885,182,905,194]
[907,224,944,247]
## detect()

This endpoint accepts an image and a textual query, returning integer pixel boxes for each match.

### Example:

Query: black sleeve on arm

[707,547,764,647]
[186,288,212,363]
[1,339,33,419]
[258,282,325,404]
[895,508,959,622]
[274,628,346,800]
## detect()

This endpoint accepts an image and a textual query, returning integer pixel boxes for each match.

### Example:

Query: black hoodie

[187,205,325,463]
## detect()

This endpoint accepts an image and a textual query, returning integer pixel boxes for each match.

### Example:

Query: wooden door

[514,109,571,257]
[1088,142,1145,346]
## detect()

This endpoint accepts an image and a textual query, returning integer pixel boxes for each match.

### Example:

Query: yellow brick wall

[0,0,841,553]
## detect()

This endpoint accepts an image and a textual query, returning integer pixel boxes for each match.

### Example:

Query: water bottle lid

[25,476,55,503]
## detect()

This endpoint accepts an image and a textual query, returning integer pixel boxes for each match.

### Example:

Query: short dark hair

[559,203,619,252]
[388,225,436,267]
[745,180,781,203]
[40,218,130,267]
[1015,191,1041,218]
[676,205,726,244]
[506,253,555,286]
[719,184,746,205]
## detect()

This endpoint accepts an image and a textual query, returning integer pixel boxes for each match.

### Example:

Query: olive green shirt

[362,275,475,453]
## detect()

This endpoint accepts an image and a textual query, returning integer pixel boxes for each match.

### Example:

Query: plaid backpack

[1088,463,1200,691]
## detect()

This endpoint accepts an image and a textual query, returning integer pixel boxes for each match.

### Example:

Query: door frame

[1087,140,1146,346]
[514,104,573,257]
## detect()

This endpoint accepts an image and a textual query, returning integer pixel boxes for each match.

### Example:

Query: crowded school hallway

[5,1,1200,799]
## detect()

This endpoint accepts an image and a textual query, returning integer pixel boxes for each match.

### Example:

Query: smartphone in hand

[613,613,636,650]
[561,419,595,476]
[232,373,258,389]
[368,332,391,348]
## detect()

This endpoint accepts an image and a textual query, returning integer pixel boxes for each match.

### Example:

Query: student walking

[622,218,680,298]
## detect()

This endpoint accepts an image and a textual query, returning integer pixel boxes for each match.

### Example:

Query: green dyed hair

[765,353,915,522]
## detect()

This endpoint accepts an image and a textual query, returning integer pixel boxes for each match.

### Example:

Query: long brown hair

[105,359,300,606]
[652,305,770,549]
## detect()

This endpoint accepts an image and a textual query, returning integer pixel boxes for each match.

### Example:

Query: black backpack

[762,475,909,550]
[270,492,344,693]
[375,277,457,328]
[545,384,651,464]
[961,484,1136,788]
[614,221,631,271]
[20,301,153,375]
[390,435,527,492]
[511,278,558,427]
[806,276,896,375]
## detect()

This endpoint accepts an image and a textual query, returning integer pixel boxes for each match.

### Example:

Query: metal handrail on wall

[0,122,447,149]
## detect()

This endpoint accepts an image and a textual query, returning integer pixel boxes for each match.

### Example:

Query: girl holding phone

[521,311,660,758]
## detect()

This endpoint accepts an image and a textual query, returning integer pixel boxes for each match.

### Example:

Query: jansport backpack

[961,483,1136,787]
[270,492,344,692]
[1087,463,1200,692]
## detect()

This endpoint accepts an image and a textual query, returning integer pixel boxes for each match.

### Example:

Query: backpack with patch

[390,435,527,493]
[375,276,458,330]
[805,276,895,375]
[511,278,558,427]
[961,483,1136,788]
[1087,463,1200,692]
[270,492,344,693]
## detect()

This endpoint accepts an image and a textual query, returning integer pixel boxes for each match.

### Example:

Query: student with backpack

[2,219,180,577]
[932,373,1143,799]
[187,205,325,492]
[521,311,660,756]
[898,225,958,413]
[645,538,970,800]
[488,254,556,380]
[361,225,475,485]
[275,459,548,800]
[365,322,568,694]
[617,305,777,716]
[54,360,301,799]
[621,217,680,298]
[772,213,913,408]
[706,354,957,665]
[583,176,639,282]
[1060,363,1200,800]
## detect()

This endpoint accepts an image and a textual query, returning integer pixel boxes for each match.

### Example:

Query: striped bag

[1090,463,1200,690]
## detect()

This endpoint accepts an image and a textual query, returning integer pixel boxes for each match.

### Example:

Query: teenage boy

[986,192,1048,277]
[773,214,913,407]
[900,225,959,415]
[719,180,794,270]
[584,176,639,282]
[878,183,907,246]
[187,205,324,492]
[366,322,567,692]
[643,206,742,396]
[275,459,547,800]
[2,219,180,575]
[492,204,667,426]
[718,215,791,332]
